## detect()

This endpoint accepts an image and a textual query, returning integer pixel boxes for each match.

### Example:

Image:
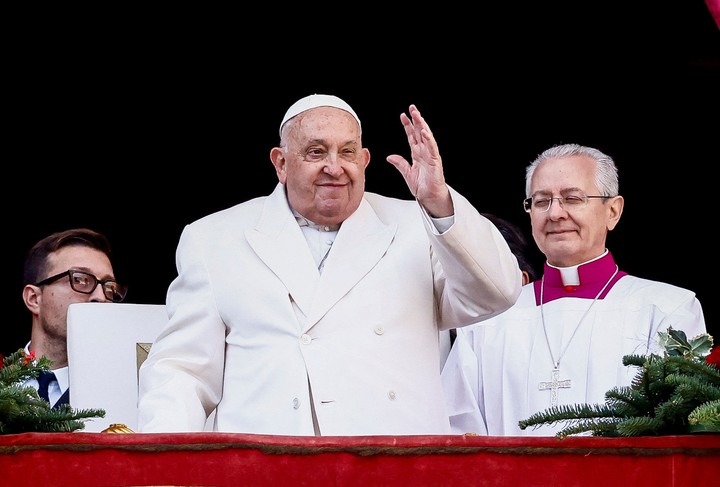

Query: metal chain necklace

[538,265,619,406]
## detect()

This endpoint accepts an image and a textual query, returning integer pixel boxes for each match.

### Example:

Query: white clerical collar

[547,250,609,287]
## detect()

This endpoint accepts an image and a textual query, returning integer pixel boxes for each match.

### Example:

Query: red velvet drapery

[2,432,718,486]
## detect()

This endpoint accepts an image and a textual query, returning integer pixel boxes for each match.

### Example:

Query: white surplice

[441,252,707,436]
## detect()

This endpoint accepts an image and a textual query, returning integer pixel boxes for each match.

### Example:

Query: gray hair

[525,143,619,198]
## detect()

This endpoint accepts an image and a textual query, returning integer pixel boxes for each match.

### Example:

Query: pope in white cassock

[441,143,708,436]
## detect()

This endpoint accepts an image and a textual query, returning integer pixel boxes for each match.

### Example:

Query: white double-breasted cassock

[138,183,522,435]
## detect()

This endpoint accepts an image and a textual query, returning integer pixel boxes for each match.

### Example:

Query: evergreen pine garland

[519,327,720,438]
[0,349,105,434]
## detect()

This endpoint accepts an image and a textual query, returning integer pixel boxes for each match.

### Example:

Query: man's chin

[315,202,357,225]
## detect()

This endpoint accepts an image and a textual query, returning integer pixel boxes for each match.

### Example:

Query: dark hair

[23,228,114,286]
[482,213,539,282]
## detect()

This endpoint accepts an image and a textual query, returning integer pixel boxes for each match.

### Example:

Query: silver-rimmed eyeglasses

[523,193,611,213]
[34,269,128,302]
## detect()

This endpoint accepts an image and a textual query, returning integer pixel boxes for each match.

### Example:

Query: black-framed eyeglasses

[34,270,128,303]
[523,194,611,213]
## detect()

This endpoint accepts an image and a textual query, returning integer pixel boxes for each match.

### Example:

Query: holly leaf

[687,333,714,357]
[658,327,689,357]
[658,327,713,360]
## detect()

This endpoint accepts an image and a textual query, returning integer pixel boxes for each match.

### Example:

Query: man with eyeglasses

[20,228,128,408]
[441,143,708,436]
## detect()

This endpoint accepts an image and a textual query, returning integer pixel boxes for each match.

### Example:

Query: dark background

[3,3,718,355]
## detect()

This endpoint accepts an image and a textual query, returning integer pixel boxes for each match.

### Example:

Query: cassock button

[564,285,577,293]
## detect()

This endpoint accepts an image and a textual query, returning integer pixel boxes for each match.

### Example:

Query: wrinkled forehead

[289,107,361,139]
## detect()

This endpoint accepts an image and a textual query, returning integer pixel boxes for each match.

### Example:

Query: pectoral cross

[539,367,571,407]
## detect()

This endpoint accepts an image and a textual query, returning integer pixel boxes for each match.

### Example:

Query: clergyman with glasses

[20,228,128,408]
[441,143,708,436]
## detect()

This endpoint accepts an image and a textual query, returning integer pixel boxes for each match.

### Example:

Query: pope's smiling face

[270,106,370,226]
